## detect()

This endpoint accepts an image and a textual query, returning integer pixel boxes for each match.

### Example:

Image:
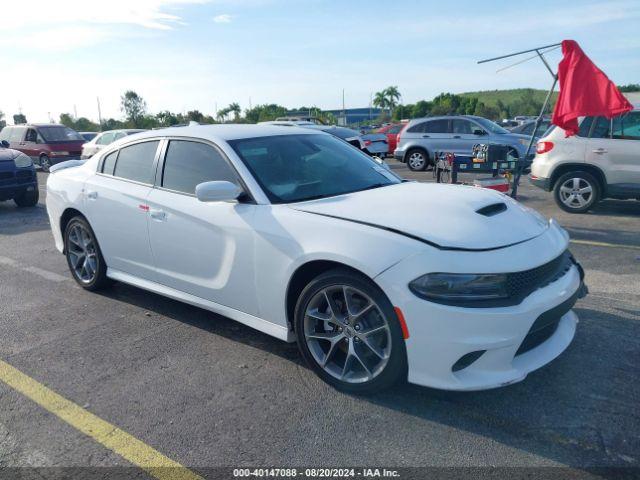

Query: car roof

[407,115,486,124]
[110,124,320,144]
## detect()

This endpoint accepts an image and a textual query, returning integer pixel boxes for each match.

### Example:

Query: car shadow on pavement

[98,280,640,468]
[0,204,50,235]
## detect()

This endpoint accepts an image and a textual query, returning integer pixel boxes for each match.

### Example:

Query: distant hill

[458,88,558,109]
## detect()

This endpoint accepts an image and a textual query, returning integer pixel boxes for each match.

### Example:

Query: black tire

[39,154,51,173]
[294,268,408,394]
[553,171,600,214]
[14,189,39,207]
[64,216,112,290]
[406,148,429,171]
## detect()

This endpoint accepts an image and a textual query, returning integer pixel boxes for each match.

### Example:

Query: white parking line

[0,256,68,282]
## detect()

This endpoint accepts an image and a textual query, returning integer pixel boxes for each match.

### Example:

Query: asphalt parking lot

[1,165,639,478]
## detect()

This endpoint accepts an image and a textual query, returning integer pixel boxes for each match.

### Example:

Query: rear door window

[612,112,640,140]
[112,141,159,184]
[161,140,237,195]
[451,119,473,134]
[423,119,450,134]
[102,151,118,175]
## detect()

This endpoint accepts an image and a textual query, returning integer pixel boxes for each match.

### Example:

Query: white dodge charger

[46,125,587,393]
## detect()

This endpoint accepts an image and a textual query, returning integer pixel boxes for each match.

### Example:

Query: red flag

[552,40,633,136]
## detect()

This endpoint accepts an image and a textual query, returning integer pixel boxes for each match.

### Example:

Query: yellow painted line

[0,359,203,480]
[570,239,640,251]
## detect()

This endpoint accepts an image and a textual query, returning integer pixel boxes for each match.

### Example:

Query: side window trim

[155,136,255,203]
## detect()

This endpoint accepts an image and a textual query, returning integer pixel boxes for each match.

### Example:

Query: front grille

[0,172,13,180]
[506,250,573,301]
[15,170,33,183]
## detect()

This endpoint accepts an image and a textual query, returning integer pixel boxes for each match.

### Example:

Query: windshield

[473,117,509,135]
[229,134,401,204]
[39,126,84,142]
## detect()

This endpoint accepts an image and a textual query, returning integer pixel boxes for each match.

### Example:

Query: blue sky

[2,0,639,123]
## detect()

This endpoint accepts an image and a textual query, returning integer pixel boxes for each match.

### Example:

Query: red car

[376,124,405,154]
[0,124,85,172]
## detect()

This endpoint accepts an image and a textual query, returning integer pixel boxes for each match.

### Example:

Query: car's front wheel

[294,268,407,394]
[554,171,600,213]
[64,216,111,290]
[14,189,39,207]
[406,149,429,171]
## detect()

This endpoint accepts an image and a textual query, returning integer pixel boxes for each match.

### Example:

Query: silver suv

[530,107,640,213]
[394,115,531,171]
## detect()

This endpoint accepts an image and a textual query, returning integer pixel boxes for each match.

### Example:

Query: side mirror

[472,128,485,136]
[0,140,9,148]
[195,181,243,202]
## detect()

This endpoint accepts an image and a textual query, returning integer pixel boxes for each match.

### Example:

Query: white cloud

[213,14,233,23]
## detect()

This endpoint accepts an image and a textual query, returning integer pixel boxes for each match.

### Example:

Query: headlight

[409,273,509,303]
[14,153,33,168]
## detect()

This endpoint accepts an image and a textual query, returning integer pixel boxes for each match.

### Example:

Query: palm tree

[373,91,388,111]
[228,102,241,121]
[384,86,401,117]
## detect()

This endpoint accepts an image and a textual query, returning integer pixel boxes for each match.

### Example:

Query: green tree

[13,113,27,124]
[411,100,431,118]
[156,110,180,127]
[186,110,204,123]
[120,90,147,128]
[373,91,388,111]
[384,86,401,116]
[228,103,241,121]
[618,84,640,92]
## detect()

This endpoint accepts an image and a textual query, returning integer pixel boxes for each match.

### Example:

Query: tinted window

[407,122,428,133]
[102,151,118,175]
[229,134,400,204]
[162,140,237,194]
[612,112,640,140]
[38,126,84,142]
[113,141,159,184]
[323,127,359,139]
[590,117,611,139]
[423,119,449,134]
[577,117,593,137]
[25,129,37,142]
[452,119,473,134]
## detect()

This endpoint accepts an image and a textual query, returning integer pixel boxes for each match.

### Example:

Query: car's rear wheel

[14,189,39,207]
[294,268,407,394]
[554,171,600,213]
[39,154,51,172]
[64,216,111,290]
[406,149,428,171]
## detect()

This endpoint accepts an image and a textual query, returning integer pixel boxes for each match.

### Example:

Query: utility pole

[96,97,103,130]
[369,92,372,121]
[342,89,345,126]
[248,97,252,110]
[73,104,78,119]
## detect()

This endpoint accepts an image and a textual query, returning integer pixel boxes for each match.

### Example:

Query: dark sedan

[0,141,39,207]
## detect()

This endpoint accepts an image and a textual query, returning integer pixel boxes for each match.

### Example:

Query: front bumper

[0,167,38,201]
[375,223,583,391]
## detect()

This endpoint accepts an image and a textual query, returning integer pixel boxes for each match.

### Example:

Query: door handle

[452,135,461,139]
[150,209,167,221]
[592,148,607,154]
[86,191,98,200]
[422,135,430,138]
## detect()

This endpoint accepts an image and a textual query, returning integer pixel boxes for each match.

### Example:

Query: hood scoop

[476,202,507,217]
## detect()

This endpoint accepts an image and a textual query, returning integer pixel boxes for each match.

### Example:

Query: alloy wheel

[67,224,98,284]
[408,152,425,170]
[303,285,391,384]
[559,177,593,209]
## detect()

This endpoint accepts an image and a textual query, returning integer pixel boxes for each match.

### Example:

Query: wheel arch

[404,145,430,162]
[59,207,87,253]
[549,163,607,195]
[285,260,373,332]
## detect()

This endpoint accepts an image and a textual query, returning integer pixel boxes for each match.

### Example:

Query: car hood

[289,182,548,251]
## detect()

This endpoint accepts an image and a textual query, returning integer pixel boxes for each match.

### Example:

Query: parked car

[305,125,389,157]
[394,115,532,171]
[80,132,99,142]
[376,124,404,154]
[530,107,640,213]
[81,129,146,159]
[509,120,552,139]
[46,124,586,393]
[0,141,39,207]
[0,124,85,172]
